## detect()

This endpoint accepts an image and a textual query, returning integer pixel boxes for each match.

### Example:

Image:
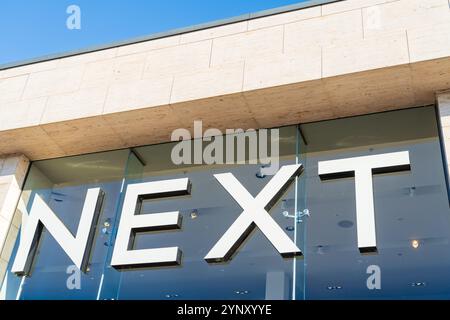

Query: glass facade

[1,106,449,300]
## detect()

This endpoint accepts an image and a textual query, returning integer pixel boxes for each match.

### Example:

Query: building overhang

[0,0,449,160]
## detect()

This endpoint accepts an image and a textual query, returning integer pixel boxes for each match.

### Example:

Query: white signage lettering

[318,151,411,253]
[205,164,303,262]
[110,178,191,269]
[11,152,412,275]
[12,188,104,276]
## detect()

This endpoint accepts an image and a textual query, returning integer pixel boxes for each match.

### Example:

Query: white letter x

[205,164,303,263]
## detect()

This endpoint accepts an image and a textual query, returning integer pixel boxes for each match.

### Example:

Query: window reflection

[2,127,302,300]
[1,150,129,300]
[300,106,450,299]
[2,106,449,300]
[104,126,301,300]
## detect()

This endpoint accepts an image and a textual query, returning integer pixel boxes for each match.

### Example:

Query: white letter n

[12,188,104,276]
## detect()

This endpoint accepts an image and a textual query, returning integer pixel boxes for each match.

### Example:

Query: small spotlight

[256,172,266,179]
[316,245,325,255]
[256,165,268,179]
[327,285,342,291]
[190,210,198,219]
[411,282,426,287]
[234,290,250,295]
[411,239,420,249]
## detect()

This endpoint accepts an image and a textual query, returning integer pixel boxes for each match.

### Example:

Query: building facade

[0,0,450,299]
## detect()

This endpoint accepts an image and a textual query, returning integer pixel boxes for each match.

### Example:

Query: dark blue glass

[1,150,129,300]
[300,106,450,299]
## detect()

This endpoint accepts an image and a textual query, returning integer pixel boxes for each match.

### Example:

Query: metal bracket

[282,209,310,223]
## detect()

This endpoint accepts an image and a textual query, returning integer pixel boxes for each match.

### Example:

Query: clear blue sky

[0,0,309,65]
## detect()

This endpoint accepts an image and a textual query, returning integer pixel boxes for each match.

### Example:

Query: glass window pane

[3,127,303,300]
[103,126,302,300]
[300,106,450,299]
[2,150,130,300]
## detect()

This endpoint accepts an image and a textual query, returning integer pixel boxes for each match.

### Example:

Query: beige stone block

[81,53,147,89]
[440,93,450,130]
[41,117,127,156]
[10,207,22,230]
[104,76,173,114]
[112,53,147,82]
[243,48,321,91]
[103,107,182,147]
[22,65,85,99]
[0,59,60,79]
[0,226,18,263]
[0,258,7,286]
[440,115,450,128]
[14,157,28,182]
[443,138,450,164]
[180,22,248,44]
[144,41,212,77]
[323,64,416,116]
[0,127,66,160]
[284,10,363,52]
[117,35,180,56]
[322,0,391,15]
[363,0,450,38]
[0,97,46,131]
[408,21,450,63]
[42,86,108,123]
[0,184,8,208]
[443,128,450,141]
[411,59,450,105]
[79,59,114,89]
[248,6,320,30]
[210,26,283,67]
[438,92,450,107]
[0,175,14,185]
[0,217,9,252]
[0,75,28,104]
[170,62,244,104]
[322,31,409,77]
[1,155,28,178]
[58,48,117,68]
[170,94,259,132]
[0,166,27,203]
[243,80,332,128]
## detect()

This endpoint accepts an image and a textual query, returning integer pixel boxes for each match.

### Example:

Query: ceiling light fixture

[411,282,426,287]
[190,210,198,219]
[235,290,250,295]
[255,165,269,179]
[327,285,343,291]
[316,245,325,255]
